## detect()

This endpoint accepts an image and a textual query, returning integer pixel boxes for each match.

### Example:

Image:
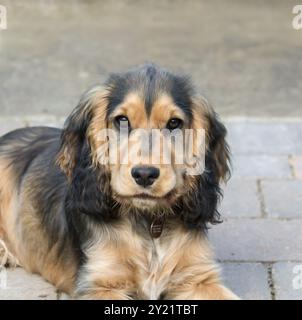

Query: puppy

[0,64,238,299]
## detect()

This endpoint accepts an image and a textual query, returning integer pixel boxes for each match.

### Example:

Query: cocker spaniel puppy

[0,64,238,299]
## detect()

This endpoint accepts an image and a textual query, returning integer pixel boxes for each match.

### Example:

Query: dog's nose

[131,166,160,187]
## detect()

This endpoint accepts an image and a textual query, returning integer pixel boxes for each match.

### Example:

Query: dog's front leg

[165,263,239,300]
[74,244,137,300]
[162,233,239,300]
[167,281,239,300]
[75,268,137,300]
[76,282,136,300]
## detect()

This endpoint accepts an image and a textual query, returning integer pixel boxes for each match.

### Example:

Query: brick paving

[0,117,301,299]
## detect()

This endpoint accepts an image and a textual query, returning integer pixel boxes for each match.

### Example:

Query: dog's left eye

[166,118,183,130]
[114,116,130,129]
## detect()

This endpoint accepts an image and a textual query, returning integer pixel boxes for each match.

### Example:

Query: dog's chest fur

[80,217,194,299]
[140,238,169,299]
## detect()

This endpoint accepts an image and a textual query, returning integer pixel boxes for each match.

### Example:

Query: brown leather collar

[150,217,165,239]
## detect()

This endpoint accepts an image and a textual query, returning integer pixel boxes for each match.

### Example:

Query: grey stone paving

[232,155,292,179]
[221,263,271,300]
[273,262,302,300]
[226,121,302,155]
[220,179,261,218]
[291,156,302,179]
[209,218,302,262]
[0,268,57,300]
[262,180,302,218]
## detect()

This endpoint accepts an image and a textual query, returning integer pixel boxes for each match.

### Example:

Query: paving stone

[262,180,302,218]
[0,267,57,300]
[232,155,292,179]
[291,156,302,179]
[273,262,302,300]
[0,118,26,136]
[220,262,271,300]
[226,121,302,155]
[209,219,302,262]
[220,179,261,218]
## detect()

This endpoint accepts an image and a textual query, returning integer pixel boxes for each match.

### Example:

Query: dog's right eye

[114,116,130,129]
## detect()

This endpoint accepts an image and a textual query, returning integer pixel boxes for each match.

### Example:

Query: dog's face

[57,64,230,227]
[108,93,189,210]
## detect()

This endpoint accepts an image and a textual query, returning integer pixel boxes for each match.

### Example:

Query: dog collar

[150,217,165,238]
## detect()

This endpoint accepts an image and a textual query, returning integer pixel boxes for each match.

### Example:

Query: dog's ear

[206,110,231,183]
[64,140,115,222]
[178,96,230,230]
[57,86,115,219]
[56,86,108,179]
[177,171,222,230]
[192,96,231,182]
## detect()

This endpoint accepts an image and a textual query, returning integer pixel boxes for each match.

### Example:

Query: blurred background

[0,0,301,119]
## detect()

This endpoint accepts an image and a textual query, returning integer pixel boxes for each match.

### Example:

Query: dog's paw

[0,239,20,268]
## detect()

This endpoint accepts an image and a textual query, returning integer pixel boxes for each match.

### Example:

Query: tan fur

[56,86,109,178]
[87,88,111,167]
[0,158,19,258]
[192,96,230,181]
[150,94,187,128]
[109,93,149,129]
[0,157,76,293]
[76,219,237,300]
[56,133,78,180]
[106,92,194,207]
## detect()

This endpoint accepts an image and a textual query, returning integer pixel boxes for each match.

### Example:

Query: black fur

[176,155,223,231]
[177,110,231,230]
[64,141,116,223]
[106,64,193,120]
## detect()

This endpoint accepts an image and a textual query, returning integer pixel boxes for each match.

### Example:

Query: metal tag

[150,217,164,238]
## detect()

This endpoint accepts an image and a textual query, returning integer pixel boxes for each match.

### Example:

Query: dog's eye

[114,116,130,129]
[166,118,183,130]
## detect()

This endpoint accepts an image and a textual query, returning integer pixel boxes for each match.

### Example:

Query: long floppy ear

[192,96,231,182]
[56,86,108,179]
[56,86,116,220]
[178,96,230,230]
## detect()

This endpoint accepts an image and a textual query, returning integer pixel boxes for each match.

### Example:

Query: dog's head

[57,64,230,229]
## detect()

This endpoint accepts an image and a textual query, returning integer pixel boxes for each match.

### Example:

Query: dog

[0,64,238,299]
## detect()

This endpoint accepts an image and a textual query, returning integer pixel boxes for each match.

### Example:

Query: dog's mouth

[132,193,162,200]
[116,190,177,207]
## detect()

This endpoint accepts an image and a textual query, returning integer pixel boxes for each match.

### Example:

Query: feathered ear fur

[206,110,231,183]
[192,96,231,182]
[64,140,116,222]
[56,86,115,220]
[178,96,231,230]
[56,86,108,179]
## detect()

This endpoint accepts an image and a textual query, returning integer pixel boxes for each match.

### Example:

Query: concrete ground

[0,0,302,300]
[0,0,302,118]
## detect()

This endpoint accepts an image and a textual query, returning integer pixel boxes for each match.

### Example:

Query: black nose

[131,166,160,187]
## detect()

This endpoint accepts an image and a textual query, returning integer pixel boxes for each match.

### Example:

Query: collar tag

[150,217,164,238]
